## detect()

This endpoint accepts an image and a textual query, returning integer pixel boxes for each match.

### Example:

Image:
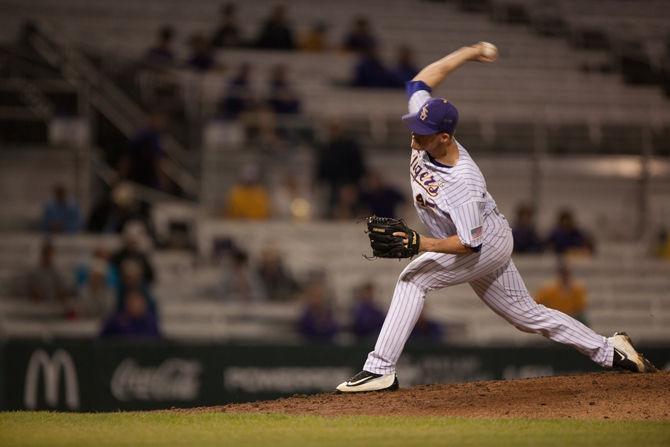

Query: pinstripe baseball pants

[364,213,614,374]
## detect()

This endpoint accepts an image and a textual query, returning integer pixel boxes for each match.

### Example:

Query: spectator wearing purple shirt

[343,17,376,54]
[351,282,385,340]
[546,209,595,255]
[352,48,398,88]
[297,278,339,342]
[211,3,243,48]
[409,310,443,343]
[144,26,176,68]
[359,171,405,218]
[512,203,543,253]
[267,64,301,115]
[100,290,160,339]
[187,33,216,71]
[392,45,419,84]
[220,63,256,119]
[123,114,168,190]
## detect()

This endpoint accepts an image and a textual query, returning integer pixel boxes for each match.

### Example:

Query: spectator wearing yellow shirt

[535,261,588,325]
[652,228,670,260]
[224,164,271,220]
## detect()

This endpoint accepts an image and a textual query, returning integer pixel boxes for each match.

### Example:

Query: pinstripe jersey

[407,81,504,249]
[410,143,501,249]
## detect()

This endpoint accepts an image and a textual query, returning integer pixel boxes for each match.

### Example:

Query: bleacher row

[1,0,669,125]
[199,148,670,235]
[1,222,669,344]
[2,145,670,240]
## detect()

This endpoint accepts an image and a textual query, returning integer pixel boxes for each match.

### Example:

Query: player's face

[410,132,448,153]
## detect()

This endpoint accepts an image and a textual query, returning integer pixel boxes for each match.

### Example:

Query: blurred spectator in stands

[220,248,266,302]
[297,275,339,342]
[272,173,313,221]
[187,32,217,71]
[535,260,588,324]
[121,113,169,191]
[87,183,149,234]
[351,281,385,340]
[392,45,419,84]
[409,309,443,342]
[512,203,543,253]
[75,245,117,288]
[212,237,240,263]
[41,184,81,234]
[315,121,366,217]
[17,20,37,49]
[267,64,301,115]
[116,257,157,315]
[143,25,176,68]
[74,257,116,318]
[617,40,655,85]
[245,102,287,150]
[545,209,594,256]
[343,17,376,53]
[652,227,670,260]
[359,171,405,218]
[219,62,257,119]
[73,245,117,318]
[255,245,300,301]
[300,21,328,52]
[254,4,295,50]
[100,289,160,339]
[352,48,398,88]
[332,183,365,220]
[110,221,155,286]
[224,164,271,219]
[211,3,243,48]
[26,241,72,313]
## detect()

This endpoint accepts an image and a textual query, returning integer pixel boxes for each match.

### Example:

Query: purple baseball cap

[401,98,459,135]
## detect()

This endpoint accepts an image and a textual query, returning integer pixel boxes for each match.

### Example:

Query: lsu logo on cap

[420,105,428,121]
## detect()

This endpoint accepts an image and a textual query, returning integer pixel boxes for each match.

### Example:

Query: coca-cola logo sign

[111,358,201,402]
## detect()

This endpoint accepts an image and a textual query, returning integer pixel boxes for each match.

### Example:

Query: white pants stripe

[364,214,613,375]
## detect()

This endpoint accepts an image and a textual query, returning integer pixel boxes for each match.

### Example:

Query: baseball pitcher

[336,42,657,393]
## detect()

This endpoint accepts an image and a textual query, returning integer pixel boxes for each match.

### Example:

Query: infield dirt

[202,371,670,420]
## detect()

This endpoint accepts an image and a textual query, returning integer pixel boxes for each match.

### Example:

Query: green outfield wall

[1,339,668,411]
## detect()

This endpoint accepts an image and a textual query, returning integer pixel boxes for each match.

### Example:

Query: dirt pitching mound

[213,371,670,420]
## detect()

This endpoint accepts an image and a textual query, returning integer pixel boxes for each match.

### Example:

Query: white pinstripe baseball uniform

[362,83,614,375]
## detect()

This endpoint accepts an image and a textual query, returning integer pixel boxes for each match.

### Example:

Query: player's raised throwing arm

[413,42,497,90]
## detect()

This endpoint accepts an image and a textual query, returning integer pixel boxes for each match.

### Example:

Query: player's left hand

[367,216,421,259]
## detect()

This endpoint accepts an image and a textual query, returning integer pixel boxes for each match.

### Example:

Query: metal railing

[26,19,199,198]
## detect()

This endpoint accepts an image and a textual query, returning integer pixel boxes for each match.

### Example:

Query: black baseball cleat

[335,370,399,393]
[611,332,658,373]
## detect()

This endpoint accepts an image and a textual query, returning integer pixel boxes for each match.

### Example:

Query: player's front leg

[335,276,426,393]
[336,253,452,393]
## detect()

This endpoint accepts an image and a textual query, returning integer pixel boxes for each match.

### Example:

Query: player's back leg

[469,259,613,366]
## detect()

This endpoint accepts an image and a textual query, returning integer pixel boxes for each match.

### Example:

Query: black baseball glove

[367,216,421,259]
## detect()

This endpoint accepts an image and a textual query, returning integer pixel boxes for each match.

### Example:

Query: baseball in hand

[479,41,498,61]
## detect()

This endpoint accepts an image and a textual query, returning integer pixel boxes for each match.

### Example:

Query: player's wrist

[463,45,481,61]
[418,235,433,252]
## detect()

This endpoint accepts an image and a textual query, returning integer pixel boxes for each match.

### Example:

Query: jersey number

[415,194,436,209]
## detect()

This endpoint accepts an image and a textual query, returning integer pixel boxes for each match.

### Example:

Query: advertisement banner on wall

[2,339,668,411]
